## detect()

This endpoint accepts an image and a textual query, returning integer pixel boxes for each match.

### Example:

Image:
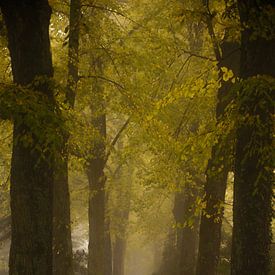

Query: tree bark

[53,0,80,274]
[174,188,200,275]
[87,70,112,275]
[231,1,275,274]
[105,214,113,275]
[87,113,108,275]
[196,7,240,272]
[0,1,54,274]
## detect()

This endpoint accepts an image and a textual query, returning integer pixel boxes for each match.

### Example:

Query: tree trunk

[87,70,112,274]
[53,157,73,275]
[176,188,200,275]
[231,1,274,274]
[0,1,54,274]
[87,116,107,275]
[196,151,228,275]
[105,215,113,275]
[113,238,126,275]
[112,172,131,275]
[196,27,240,275]
[53,0,80,274]
[87,162,106,275]
[179,220,199,275]
[195,5,241,274]
[157,229,178,275]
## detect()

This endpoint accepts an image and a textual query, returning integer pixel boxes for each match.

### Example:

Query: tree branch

[81,4,142,27]
[79,74,125,90]
[104,118,130,165]
[202,0,222,62]
[181,48,217,62]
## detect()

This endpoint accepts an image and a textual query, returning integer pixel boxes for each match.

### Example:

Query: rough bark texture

[196,5,241,274]
[53,0,80,274]
[0,1,54,274]
[231,1,275,274]
[174,188,200,275]
[196,39,240,275]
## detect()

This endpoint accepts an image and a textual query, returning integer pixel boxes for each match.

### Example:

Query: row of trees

[0,0,274,274]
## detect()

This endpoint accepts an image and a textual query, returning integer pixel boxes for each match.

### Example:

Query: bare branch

[181,48,216,62]
[202,0,222,61]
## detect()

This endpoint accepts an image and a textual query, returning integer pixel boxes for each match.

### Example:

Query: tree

[196,42,239,275]
[112,155,132,275]
[1,1,272,274]
[76,4,125,274]
[231,1,274,274]
[196,2,240,274]
[176,12,203,275]
[0,1,56,274]
[86,58,110,275]
[53,0,81,274]
[173,186,200,275]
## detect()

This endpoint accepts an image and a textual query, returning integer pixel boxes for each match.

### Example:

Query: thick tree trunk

[173,187,199,275]
[0,1,54,274]
[196,6,240,274]
[196,151,228,275]
[196,37,240,275]
[53,0,80,274]
[231,2,275,274]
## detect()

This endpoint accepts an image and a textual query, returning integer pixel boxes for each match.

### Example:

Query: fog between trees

[0,0,274,275]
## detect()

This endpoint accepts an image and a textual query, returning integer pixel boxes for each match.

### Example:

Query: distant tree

[87,67,108,275]
[53,0,81,274]
[112,158,132,275]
